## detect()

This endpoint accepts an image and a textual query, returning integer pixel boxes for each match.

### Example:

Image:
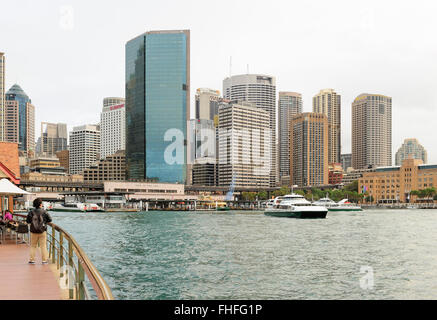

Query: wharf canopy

[62,191,130,210]
[103,181,185,200]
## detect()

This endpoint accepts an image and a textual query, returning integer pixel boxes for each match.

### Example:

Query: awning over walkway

[0,178,30,195]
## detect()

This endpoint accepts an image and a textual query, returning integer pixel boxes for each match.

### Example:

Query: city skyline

[1,0,437,162]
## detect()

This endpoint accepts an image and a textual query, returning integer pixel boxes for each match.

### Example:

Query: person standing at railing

[26,198,52,265]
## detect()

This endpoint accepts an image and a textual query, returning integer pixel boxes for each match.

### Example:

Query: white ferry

[264,194,328,219]
[50,202,87,212]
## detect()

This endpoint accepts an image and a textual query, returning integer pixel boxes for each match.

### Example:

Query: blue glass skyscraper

[5,84,34,152]
[126,30,190,183]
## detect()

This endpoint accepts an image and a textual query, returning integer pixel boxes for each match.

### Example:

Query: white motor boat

[42,201,53,211]
[335,199,363,211]
[265,197,283,209]
[406,204,417,209]
[84,203,104,212]
[264,193,328,219]
[49,202,87,212]
[313,197,363,212]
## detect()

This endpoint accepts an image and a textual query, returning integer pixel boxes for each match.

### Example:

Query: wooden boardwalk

[0,239,62,300]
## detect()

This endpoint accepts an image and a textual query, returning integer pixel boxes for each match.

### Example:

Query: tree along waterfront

[241,181,363,203]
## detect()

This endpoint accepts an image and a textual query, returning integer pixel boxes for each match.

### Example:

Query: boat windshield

[318,198,334,202]
[282,194,305,200]
[64,203,78,207]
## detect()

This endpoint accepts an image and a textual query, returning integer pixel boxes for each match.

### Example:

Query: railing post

[51,226,56,264]
[47,233,51,257]
[68,239,74,300]
[59,233,63,271]
[78,260,85,300]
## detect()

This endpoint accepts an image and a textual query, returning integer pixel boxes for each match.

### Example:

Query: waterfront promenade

[1,213,114,300]
[0,239,62,300]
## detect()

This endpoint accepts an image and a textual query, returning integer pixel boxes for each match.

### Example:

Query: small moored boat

[215,201,230,211]
[84,203,105,212]
[313,197,363,212]
[50,202,87,212]
[334,199,363,211]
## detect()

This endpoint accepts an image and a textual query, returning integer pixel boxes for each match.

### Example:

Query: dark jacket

[26,208,52,233]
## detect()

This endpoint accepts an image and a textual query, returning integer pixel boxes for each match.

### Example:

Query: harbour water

[50,209,437,300]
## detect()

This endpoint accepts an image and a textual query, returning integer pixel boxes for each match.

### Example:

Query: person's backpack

[31,210,46,233]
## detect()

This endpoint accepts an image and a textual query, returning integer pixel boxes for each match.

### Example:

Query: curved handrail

[13,213,114,300]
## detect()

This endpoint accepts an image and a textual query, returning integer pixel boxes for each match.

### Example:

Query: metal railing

[13,213,114,300]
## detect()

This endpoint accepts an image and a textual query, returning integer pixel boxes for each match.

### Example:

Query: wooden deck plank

[0,239,62,300]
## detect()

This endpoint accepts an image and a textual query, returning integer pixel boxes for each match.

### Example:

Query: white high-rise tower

[223,74,277,187]
[352,93,392,169]
[69,124,100,175]
[100,97,125,159]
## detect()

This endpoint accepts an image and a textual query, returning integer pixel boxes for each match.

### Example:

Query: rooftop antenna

[247,64,249,74]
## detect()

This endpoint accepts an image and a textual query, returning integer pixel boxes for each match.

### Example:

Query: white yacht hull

[264,206,328,219]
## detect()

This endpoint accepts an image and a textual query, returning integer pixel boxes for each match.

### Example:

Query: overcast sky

[2,0,437,162]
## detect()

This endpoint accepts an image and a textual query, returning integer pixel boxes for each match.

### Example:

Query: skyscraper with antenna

[223,74,278,187]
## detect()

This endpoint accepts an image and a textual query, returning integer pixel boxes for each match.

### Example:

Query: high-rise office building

[187,119,216,162]
[69,124,100,175]
[223,74,277,186]
[0,52,5,141]
[5,84,35,154]
[313,89,341,164]
[39,122,68,157]
[83,150,126,182]
[395,138,427,166]
[26,104,35,154]
[30,156,60,169]
[103,97,125,109]
[35,137,41,155]
[100,98,126,159]
[278,92,302,183]
[191,88,227,186]
[218,101,270,188]
[341,153,352,171]
[290,112,328,187]
[191,157,218,186]
[187,118,217,186]
[195,88,224,123]
[352,93,392,169]
[4,100,19,143]
[56,150,69,174]
[126,30,190,183]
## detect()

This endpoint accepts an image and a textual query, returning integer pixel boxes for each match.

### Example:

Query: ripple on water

[50,209,437,300]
